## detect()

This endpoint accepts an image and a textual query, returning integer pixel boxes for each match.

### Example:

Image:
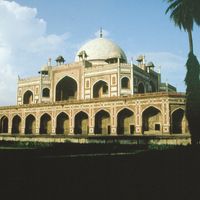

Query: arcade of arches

[0,106,188,135]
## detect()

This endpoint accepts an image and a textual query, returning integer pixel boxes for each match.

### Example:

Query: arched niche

[0,116,8,133]
[171,109,185,134]
[117,108,135,135]
[121,77,130,89]
[93,80,108,98]
[40,113,52,134]
[42,88,50,97]
[23,90,33,104]
[25,114,36,134]
[56,76,77,101]
[94,110,110,134]
[56,112,69,134]
[74,111,89,135]
[12,115,21,134]
[142,106,162,134]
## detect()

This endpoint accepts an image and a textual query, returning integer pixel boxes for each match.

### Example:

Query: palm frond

[193,0,200,26]
[165,0,182,14]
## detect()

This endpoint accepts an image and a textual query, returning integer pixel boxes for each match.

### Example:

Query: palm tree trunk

[187,29,193,53]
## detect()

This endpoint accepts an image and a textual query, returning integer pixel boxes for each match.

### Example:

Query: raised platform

[0,134,191,145]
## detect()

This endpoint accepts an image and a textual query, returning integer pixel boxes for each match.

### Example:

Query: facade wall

[17,61,161,105]
[0,93,189,136]
[6,37,184,142]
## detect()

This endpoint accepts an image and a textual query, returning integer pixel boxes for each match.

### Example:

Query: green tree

[165,0,200,144]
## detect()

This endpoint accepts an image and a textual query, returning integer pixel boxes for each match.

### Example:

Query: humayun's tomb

[0,31,191,144]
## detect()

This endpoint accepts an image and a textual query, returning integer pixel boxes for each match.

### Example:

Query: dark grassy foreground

[0,142,200,200]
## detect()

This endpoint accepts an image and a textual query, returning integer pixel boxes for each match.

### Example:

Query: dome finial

[100,27,103,38]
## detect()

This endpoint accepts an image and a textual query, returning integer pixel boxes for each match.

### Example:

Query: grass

[0,140,53,148]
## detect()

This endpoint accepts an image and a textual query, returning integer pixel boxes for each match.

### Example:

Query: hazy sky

[0,0,200,105]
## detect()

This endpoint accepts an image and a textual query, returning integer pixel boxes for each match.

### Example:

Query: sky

[0,0,200,105]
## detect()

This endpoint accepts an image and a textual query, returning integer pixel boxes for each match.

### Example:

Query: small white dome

[75,37,127,63]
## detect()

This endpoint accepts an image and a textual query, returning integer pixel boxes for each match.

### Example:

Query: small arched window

[42,88,50,97]
[121,77,130,89]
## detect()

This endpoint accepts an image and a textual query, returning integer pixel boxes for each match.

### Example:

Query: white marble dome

[75,37,127,63]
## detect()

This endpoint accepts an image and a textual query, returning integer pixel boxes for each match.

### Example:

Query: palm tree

[165,0,200,144]
[165,0,200,53]
[185,53,200,144]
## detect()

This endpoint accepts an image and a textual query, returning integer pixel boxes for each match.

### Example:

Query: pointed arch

[171,107,185,115]
[93,80,109,98]
[142,105,162,114]
[12,115,21,134]
[56,76,77,101]
[40,113,52,134]
[56,112,69,134]
[117,108,135,135]
[0,116,8,133]
[42,88,50,97]
[74,111,89,135]
[142,106,162,134]
[121,77,130,89]
[171,108,185,134]
[25,114,36,134]
[94,110,110,134]
[93,108,110,118]
[23,90,33,104]
[116,107,135,116]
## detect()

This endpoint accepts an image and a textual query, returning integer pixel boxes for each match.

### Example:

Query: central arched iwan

[56,76,77,101]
